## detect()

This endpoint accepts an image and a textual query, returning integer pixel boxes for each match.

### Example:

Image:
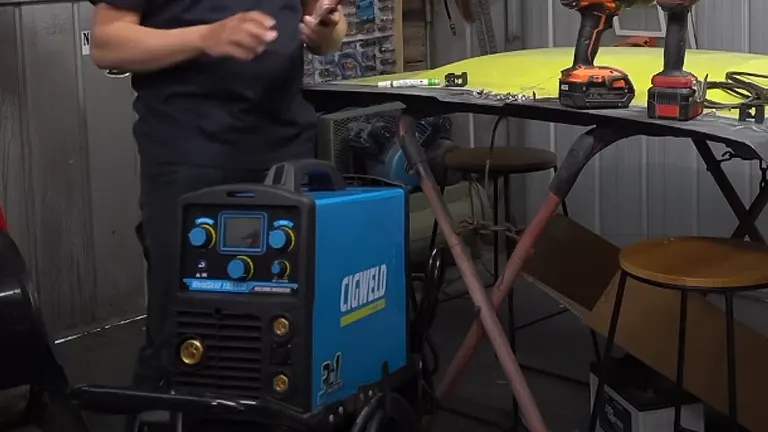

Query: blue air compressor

[163,160,422,431]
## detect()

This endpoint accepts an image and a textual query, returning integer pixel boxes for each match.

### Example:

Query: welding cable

[414,248,445,378]
[349,393,418,432]
[704,71,768,110]
[438,116,513,304]
[456,116,522,282]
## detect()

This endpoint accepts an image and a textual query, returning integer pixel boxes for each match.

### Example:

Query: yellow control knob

[227,256,254,281]
[268,227,295,252]
[271,260,290,280]
[188,224,216,249]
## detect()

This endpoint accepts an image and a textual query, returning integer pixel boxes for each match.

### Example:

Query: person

[89,0,346,407]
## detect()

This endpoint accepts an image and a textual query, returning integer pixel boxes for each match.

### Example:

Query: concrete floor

[6,276,597,432]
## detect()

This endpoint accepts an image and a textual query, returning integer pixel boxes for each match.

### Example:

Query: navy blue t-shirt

[96,0,317,168]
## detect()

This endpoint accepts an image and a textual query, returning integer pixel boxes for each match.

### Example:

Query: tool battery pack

[647,86,704,121]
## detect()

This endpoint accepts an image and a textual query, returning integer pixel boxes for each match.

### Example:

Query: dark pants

[132,164,269,391]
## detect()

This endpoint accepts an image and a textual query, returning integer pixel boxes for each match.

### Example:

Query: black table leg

[731,185,768,240]
[693,139,766,244]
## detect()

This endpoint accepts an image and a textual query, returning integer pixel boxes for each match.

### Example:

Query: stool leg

[493,178,500,283]
[590,330,601,362]
[502,174,520,431]
[674,291,689,431]
[588,271,628,432]
[725,292,738,432]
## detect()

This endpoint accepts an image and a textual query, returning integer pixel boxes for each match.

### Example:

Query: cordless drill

[559,0,653,109]
[647,0,703,121]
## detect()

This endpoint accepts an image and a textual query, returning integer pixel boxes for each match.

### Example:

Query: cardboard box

[522,215,768,432]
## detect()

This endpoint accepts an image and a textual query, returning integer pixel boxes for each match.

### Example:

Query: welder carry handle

[265,159,347,192]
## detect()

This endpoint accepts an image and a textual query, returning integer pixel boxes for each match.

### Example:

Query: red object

[647,84,703,121]
[0,204,7,232]
[612,36,656,47]
[651,74,696,89]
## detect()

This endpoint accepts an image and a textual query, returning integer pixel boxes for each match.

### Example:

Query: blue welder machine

[175,159,409,407]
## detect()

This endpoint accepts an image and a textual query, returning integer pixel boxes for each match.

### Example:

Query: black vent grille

[172,309,263,398]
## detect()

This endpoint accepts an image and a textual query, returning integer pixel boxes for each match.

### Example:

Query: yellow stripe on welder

[340,299,387,327]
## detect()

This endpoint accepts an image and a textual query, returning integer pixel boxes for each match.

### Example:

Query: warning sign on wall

[81,30,91,56]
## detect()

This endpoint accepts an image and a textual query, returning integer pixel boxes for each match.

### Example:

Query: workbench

[303,47,768,432]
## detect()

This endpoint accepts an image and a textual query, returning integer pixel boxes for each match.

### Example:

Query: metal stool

[428,146,593,430]
[430,146,567,279]
[590,237,768,432]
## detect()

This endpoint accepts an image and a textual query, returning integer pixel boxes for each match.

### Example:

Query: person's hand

[300,0,342,50]
[202,12,278,61]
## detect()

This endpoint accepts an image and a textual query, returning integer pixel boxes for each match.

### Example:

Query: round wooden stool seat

[619,236,768,289]
[444,147,558,175]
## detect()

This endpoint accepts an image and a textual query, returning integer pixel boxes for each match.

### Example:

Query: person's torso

[133,0,316,169]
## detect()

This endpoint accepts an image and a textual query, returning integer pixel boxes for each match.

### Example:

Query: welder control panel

[180,205,302,294]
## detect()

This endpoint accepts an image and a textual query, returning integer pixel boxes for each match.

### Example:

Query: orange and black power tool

[647,0,704,121]
[559,0,649,109]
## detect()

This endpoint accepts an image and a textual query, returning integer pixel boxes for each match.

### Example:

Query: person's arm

[302,0,347,56]
[91,3,208,72]
[91,2,278,72]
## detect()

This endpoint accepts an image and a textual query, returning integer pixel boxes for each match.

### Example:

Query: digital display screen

[222,215,264,251]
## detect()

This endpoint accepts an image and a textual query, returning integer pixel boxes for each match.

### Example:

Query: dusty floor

[9,276,597,431]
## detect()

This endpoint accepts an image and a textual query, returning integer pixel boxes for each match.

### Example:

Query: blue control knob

[271,260,290,279]
[269,227,295,252]
[227,256,254,281]
[188,224,215,249]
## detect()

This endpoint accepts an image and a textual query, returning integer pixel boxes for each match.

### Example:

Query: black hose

[351,393,418,432]
[350,395,384,432]
[412,248,445,380]
[366,409,387,432]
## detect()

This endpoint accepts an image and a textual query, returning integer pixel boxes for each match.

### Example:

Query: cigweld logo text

[338,264,387,327]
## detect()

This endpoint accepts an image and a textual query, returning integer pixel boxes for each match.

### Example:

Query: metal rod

[503,174,520,431]
[725,292,738,432]
[515,309,568,331]
[493,179,500,281]
[399,119,547,432]
[693,139,766,243]
[436,192,562,398]
[731,185,768,240]
[588,271,628,432]
[673,291,688,430]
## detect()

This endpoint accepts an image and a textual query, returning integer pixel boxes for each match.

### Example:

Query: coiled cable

[704,71,768,110]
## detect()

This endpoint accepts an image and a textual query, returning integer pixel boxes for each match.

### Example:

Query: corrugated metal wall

[0,1,144,336]
[429,1,768,246]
